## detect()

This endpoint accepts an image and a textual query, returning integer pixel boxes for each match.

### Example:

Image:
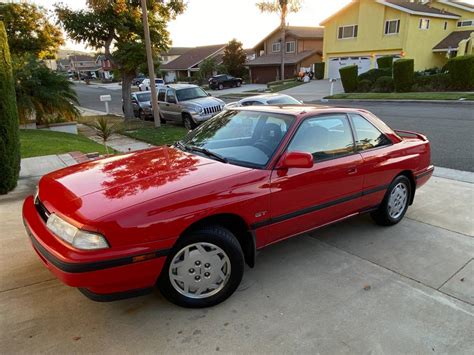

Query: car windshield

[266,96,300,105]
[179,110,295,168]
[136,93,151,102]
[176,87,209,101]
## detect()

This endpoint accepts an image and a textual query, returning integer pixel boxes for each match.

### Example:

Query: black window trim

[276,113,358,166]
[348,113,393,153]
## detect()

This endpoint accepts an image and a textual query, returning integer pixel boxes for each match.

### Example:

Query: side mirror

[207,92,212,96]
[277,151,314,169]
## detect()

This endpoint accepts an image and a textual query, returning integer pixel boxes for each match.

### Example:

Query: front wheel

[371,175,411,226]
[158,226,244,308]
[183,115,196,130]
[218,83,224,90]
[236,81,242,87]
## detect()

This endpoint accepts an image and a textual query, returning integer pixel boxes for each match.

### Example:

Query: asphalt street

[74,83,474,171]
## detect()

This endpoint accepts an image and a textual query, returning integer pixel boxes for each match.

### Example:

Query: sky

[35,0,353,51]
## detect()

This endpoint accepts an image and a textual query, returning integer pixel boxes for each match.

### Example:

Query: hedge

[358,68,392,84]
[377,56,393,69]
[314,62,325,80]
[373,76,394,93]
[447,54,474,90]
[0,21,21,194]
[412,73,452,92]
[357,79,372,93]
[393,59,414,92]
[339,65,358,93]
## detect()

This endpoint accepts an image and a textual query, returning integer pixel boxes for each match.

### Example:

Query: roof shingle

[161,44,225,70]
[433,30,474,50]
[383,0,460,17]
[247,50,321,66]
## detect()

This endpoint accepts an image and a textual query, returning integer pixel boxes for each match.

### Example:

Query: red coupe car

[22,106,433,307]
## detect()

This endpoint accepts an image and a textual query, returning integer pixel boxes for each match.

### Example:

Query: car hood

[38,146,250,222]
[181,96,224,109]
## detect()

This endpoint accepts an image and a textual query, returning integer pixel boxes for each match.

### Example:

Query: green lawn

[20,129,108,158]
[123,124,188,146]
[325,92,474,100]
[268,80,304,92]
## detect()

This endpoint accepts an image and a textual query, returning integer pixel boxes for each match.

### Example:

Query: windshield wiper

[187,145,228,163]
[174,140,187,151]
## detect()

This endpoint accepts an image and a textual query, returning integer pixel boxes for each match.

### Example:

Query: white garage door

[328,57,371,79]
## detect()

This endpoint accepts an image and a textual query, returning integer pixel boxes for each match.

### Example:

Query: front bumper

[192,111,222,123]
[22,196,169,301]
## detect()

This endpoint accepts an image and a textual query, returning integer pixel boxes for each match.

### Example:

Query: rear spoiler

[394,129,428,142]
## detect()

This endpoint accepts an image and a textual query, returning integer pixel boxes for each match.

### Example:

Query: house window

[338,25,358,39]
[286,41,295,53]
[457,20,473,27]
[384,19,400,35]
[419,18,430,30]
[444,21,448,30]
[272,42,281,52]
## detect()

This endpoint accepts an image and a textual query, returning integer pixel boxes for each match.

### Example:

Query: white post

[330,79,335,96]
[105,101,109,114]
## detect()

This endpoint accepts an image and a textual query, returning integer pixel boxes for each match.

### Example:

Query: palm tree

[256,0,302,81]
[14,57,79,125]
[92,116,116,155]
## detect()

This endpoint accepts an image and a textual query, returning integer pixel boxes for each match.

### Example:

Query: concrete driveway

[207,84,267,96]
[280,79,344,102]
[1,165,472,353]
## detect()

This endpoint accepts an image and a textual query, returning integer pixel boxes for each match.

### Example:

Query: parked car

[224,93,302,109]
[157,84,225,129]
[122,91,153,120]
[22,106,433,308]
[132,74,146,86]
[139,78,165,91]
[209,74,243,90]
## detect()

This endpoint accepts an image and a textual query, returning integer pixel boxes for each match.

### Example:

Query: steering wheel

[254,139,273,157]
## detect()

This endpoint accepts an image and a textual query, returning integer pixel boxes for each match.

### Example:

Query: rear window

[267,96,300,105]
[350,114,392,150]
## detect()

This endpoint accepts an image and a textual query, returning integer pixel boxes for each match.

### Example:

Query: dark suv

[209,74,243,90]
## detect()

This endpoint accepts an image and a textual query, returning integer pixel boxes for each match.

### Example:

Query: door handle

[347,167,358,175]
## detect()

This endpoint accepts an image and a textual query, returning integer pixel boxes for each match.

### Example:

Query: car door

[348,113,396,208]
[264,114,364,245]
[157,88,167,119]
[164,88,182,123]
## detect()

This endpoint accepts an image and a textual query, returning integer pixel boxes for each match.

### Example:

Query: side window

[350,114,391,150]
[158,89,166,102]
[288,115,354,161]
[166,89,176,103]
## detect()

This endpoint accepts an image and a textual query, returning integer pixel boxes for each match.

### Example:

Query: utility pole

[141,0,161,127]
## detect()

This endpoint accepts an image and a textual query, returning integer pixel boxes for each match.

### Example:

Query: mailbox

[100,95,112,102]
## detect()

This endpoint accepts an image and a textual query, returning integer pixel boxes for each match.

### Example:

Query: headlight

[46,213,109,250]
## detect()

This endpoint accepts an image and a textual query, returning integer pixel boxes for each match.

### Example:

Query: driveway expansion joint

[437,258,473,291]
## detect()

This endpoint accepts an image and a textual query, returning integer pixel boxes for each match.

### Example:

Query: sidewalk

[280,79,344,102]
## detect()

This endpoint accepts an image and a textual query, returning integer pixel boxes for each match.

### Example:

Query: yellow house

[321,0,474,79]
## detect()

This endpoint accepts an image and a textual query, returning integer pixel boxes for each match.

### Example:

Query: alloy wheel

[387,182,408,219]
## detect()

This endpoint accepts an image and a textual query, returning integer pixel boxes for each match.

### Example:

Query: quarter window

[338,25,358,39]
[385,19,400,35]
[286,41,296,53]
[457,20,473,27]
[419,18,430,30]
[158,89,166,102]
[350,114,391,151]
[272,42,281,52]
[166,89,176,103]
[288,115,355,161]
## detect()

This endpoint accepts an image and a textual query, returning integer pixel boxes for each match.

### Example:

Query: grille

[203,105,222,115]
[34,197,50,223]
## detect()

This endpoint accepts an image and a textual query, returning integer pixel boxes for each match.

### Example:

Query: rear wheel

[158,226,244,308]
[138,109,146,120]
[371,175,411,226]
[218,83,224,90]
[236,81,242,87]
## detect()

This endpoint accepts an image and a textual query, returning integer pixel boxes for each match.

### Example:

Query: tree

[256,0,302,80]
[222,39,247,78]
[56,0,186,120]
[199,57,217,80]
[0,3,63,59]
[92,116,116,155]
[0,21,21,194]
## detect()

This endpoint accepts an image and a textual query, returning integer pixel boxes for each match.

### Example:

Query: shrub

[447,54,474,90]
[415,67,442,77]
[0,21,21,194]
[393,59,414,92]
[377,56,393,69]
[339,65,358,93]
[357,79,372,92]
[373,76,394,93]
[412,73,451,91]
[314,62,325,80]
[358,68,392,84]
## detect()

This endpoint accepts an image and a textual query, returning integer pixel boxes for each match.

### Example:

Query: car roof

[233,104,369,118]
[165,83,199,90]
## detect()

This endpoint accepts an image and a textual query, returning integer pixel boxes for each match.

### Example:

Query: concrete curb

[433,167,474,184]
[318,99,474,105]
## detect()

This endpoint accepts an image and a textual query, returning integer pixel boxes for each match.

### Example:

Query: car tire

[138,109,146,120]
[183,115,196,130]
[237,81,241,87]
[218,84,224,90]
[158,225,244,308]
[371,175,411,226]
[159,112,166,124]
